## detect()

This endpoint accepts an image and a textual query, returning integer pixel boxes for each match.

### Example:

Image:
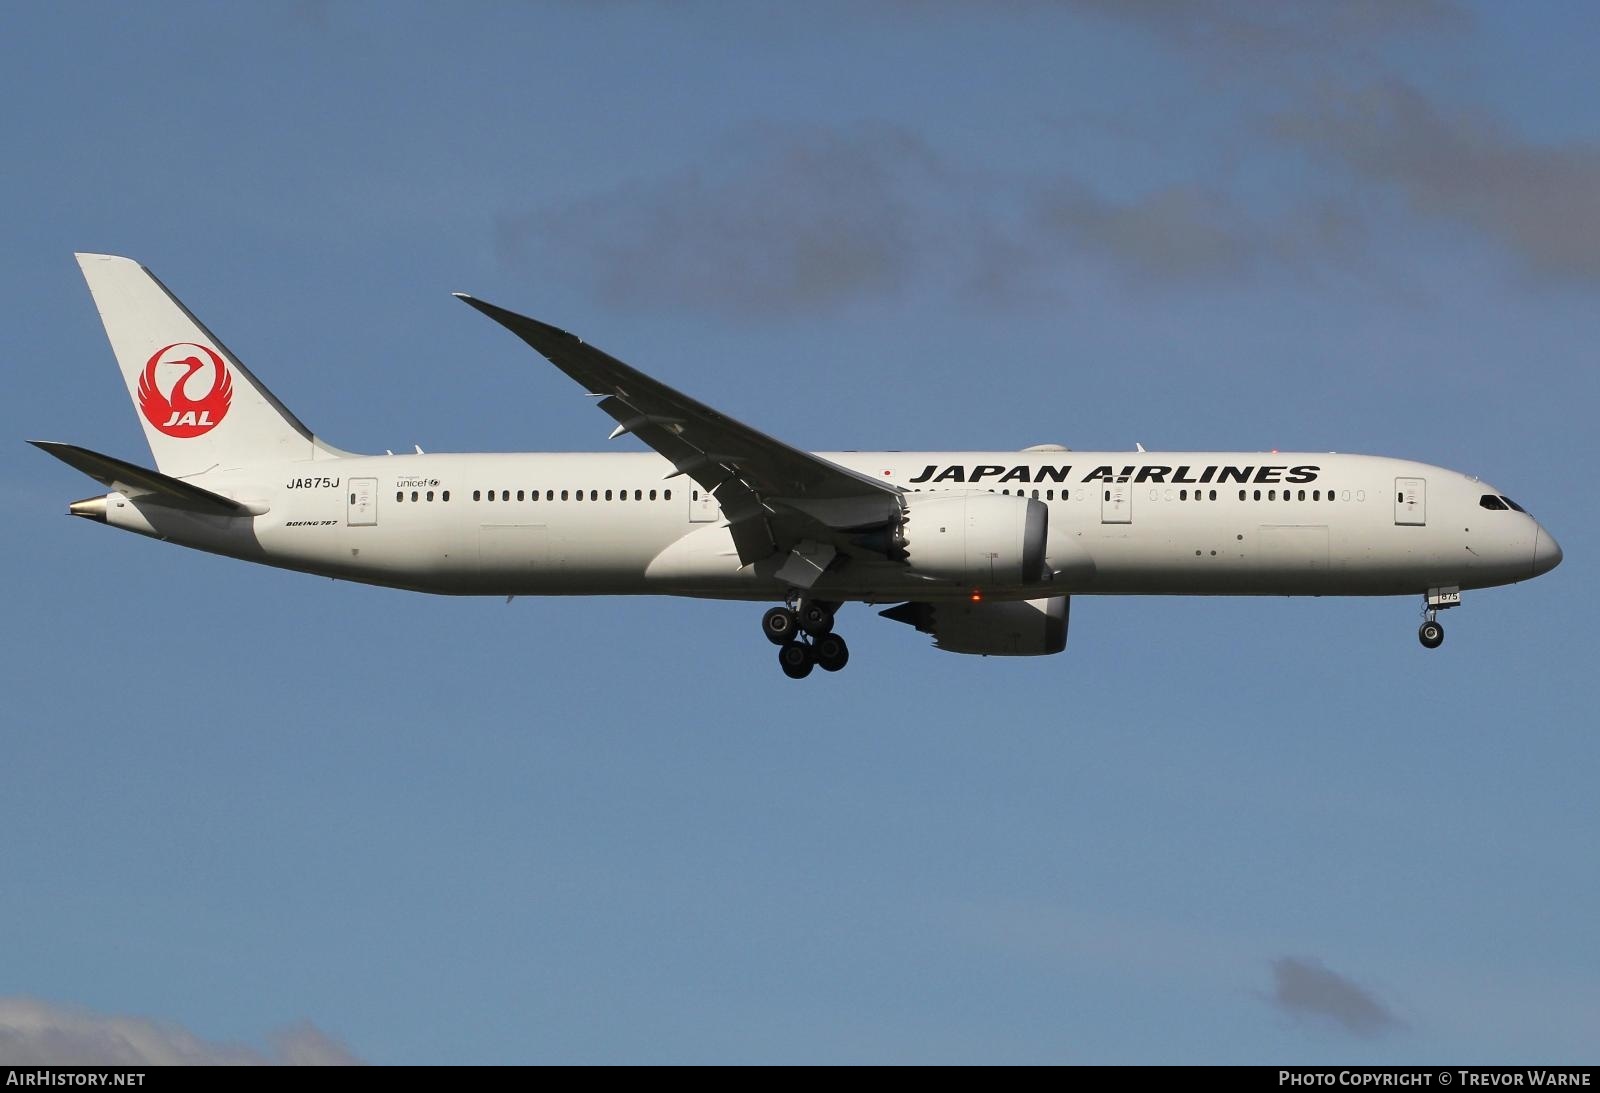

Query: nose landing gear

[764,596,848,678]
[1417,586,1460,650]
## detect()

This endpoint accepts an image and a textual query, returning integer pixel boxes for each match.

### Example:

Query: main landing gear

[762,597,849,679]
[1417,586,1460,650]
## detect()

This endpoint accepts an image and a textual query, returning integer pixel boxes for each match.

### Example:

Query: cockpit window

[1500,496,1527,513]
[1479,495,1508,510]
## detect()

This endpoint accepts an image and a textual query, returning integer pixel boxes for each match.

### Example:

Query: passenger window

[561,490,569,501]
[473,490,481,501]
[664,489,672,501]
[442,491,450,502]
[635,490,642,500]
[1208,490,1216,501]
[502,490,510,502]
[606,490,613,501]
[427,491,434,502]
[396,491,403,502]
[1253,490,1261,501]
[590,490,598,501]
[1298,490,1305,501]
[1180,489,1188,500]
[649,489,657,501]
[411,491,418,502]
[517,490,525,501]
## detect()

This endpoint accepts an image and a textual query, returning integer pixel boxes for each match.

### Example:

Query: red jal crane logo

[138,343,233,437]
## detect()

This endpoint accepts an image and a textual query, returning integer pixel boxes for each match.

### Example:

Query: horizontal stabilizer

[29,441,251,517]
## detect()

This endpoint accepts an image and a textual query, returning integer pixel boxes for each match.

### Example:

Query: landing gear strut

[1417,587,1459,650]
[764,595,849,678]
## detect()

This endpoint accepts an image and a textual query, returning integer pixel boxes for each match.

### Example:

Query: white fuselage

[97,449,1554,604]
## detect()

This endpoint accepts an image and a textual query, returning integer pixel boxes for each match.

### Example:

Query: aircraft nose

[1533,526,1563,577]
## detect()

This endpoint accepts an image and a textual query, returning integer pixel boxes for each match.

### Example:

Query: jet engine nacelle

[899,491,1048,588]
[880,596,1069,656]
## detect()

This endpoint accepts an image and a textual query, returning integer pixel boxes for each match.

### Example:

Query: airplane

[35,253,1562,678]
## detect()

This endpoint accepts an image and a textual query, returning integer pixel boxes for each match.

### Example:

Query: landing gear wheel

[799,602,835,637]
[1419,620,1444,649]
[762,606,799,646]
[778,642,815,679]
[814,633,849,673]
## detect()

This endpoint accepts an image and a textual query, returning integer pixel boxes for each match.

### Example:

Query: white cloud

[0,998,362,1066]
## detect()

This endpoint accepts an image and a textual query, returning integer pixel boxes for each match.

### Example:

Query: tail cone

[68,495,107,522]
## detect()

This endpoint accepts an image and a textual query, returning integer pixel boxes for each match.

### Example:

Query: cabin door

[347,477,378,526]
[1395,477,1426,526]
[1101,482,1132,524]
[689,487,719,522]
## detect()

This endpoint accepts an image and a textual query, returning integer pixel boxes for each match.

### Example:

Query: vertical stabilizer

[75,253,336,476]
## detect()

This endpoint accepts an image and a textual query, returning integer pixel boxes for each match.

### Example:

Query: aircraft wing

[456,295,904,568]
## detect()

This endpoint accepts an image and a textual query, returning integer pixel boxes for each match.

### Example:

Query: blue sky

[1,1,1595,1064]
